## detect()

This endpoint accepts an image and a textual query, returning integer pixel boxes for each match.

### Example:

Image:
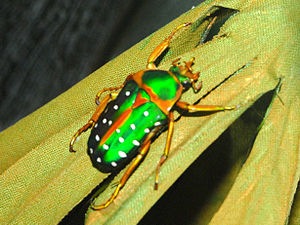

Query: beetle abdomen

[87,80,168,173]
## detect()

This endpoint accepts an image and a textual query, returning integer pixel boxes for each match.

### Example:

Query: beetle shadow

[194,6,239,46]
[59,171,119,225]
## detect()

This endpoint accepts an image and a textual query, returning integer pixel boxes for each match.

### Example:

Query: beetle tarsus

[224,106,235,110]
[155,154,168,190]
[154,182,159,190]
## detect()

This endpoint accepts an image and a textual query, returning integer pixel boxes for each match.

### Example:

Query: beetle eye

[182,79,191,90]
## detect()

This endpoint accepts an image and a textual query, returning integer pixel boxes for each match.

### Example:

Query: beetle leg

[92,128,160,210]
[176,101,235,112]
[95,85,124,105]
[69,93,117,152]
[92,134,156,210]
[154,111,174,190]
[146,23,192,69]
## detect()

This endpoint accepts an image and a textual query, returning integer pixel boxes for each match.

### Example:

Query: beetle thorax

[131,70,183,115]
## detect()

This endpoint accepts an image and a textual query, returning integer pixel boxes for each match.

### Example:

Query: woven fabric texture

[0,0,299,224]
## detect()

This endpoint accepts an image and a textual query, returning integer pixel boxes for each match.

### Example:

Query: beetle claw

[69,148,76,153]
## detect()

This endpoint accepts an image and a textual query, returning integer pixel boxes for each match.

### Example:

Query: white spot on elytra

[118,151,127,158]
[94,123,98,128]
[89,148,93,154]
[95,134,100,141]
[130,124,136,130]
[144,111,149,117]
[125,91,130,96]
[102,118,107,124]
[97,157,101,163]
[167,107,171,111]
[103,144,109,150]
[144,128,150,133]
[111,162,117,167]
[108,120,112,126]
[119,137,124,143]
[133,140,140,146]
[154,122,161,126]
[116,128,121,133]
[113,105,118,110]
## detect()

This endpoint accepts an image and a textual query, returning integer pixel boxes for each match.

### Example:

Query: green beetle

[69,22,234,210]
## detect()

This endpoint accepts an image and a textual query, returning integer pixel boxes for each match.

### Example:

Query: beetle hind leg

[92,127,161,210]
[92,140,152,210]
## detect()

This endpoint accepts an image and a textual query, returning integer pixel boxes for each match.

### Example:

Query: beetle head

[169,57,202,93]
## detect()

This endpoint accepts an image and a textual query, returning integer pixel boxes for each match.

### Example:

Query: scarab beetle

[69,22,234,210]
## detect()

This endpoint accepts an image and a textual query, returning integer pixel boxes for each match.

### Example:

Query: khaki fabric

[0,0,299,224]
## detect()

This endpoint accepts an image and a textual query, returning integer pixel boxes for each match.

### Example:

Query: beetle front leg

[146,23,192,69]
[155,111,174,190]
[69,93,118,152]
[176,101,235,112]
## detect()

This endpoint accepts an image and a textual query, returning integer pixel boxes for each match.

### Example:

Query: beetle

[69,22,234,210]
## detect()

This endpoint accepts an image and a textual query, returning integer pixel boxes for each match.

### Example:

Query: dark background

[0,0,202,131]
